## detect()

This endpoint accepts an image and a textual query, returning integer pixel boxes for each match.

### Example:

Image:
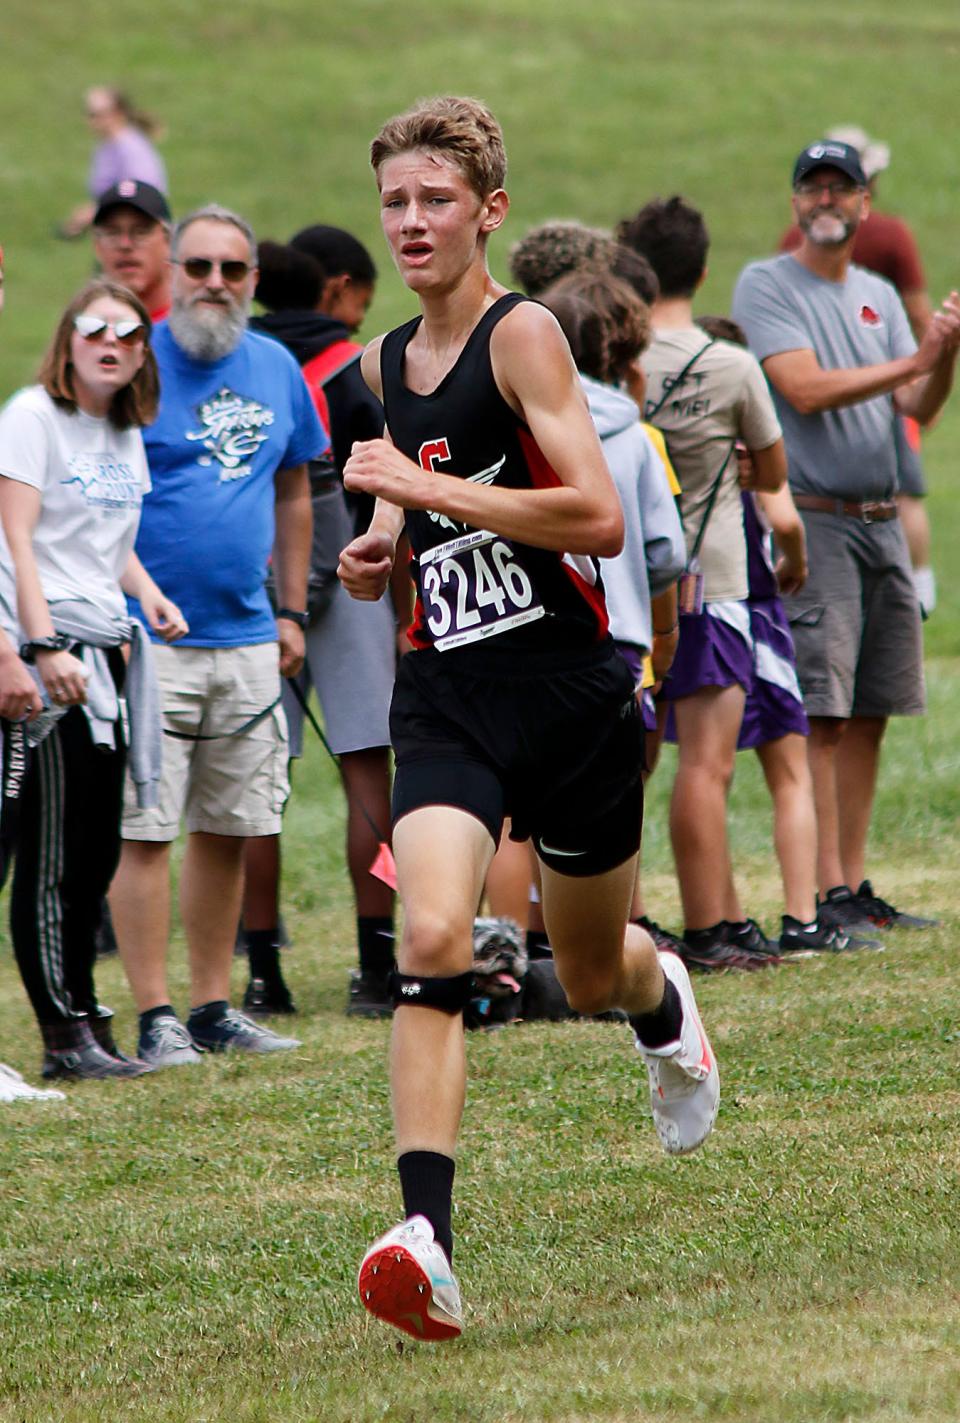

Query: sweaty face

[93,205,170,302]
[378,150,505,294]
[168,218,256,361]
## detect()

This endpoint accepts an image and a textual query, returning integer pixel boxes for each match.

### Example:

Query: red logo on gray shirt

[859,304,883,328]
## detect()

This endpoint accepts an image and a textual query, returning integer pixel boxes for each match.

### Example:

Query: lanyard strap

[163,696,280,742]
[688,440,738,564]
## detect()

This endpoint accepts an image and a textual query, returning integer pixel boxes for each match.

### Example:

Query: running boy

[338,96,719,1342]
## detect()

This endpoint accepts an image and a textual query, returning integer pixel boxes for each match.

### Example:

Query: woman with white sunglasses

[0,278,187,1081]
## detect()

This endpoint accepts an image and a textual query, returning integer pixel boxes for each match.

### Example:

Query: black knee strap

[390,970,475,1014]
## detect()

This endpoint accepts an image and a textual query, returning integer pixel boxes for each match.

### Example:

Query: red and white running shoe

[636,951,720,1155]
[358,1214,463,1341]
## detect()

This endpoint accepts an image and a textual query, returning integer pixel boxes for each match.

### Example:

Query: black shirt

[380,293,609,656]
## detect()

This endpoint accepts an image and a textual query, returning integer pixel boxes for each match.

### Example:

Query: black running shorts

[390,642,644,877]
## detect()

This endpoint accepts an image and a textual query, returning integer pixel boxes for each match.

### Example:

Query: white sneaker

[635,951,720,1155]
[0,1063,66,1103]
[358,1214,463,1341]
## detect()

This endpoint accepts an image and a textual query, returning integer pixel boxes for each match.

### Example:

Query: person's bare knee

[399,908,474,978]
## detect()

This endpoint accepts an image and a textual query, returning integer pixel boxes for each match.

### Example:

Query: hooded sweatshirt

[250,309,383,476]
[580,373,685,653]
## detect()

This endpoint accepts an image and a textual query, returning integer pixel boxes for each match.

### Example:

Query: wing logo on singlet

[418,437,507,533]
[414,432,544,648]
[419,528,545,652]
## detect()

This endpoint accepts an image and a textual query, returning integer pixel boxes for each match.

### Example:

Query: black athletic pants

[0,719,29,890]
[10,702,126,1029]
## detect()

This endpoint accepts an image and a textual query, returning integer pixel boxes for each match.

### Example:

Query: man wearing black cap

[92,179,172,323]
[732,140,960,934]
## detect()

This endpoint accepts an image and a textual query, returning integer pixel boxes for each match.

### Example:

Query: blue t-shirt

[132,324,327,646]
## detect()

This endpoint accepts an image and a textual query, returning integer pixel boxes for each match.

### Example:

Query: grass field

[2,2,960,1419]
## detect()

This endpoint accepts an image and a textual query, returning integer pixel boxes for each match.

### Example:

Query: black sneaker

[816,885,883,935]
[853,880,939,930]
[189,1007,301,1054]
[725,919,781,966]
[779,914,884,956]
[346,969,394,1019]
[243,973,297,1017]
[679,928,763,974]
[634,916,687,955]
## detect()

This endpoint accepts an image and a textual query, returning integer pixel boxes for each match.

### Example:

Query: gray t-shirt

[732,254,916,501]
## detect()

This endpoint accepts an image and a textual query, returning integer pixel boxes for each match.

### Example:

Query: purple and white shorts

[738,598,809,749]
[661,599,754,703]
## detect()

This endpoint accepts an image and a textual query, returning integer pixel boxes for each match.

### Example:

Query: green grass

[3,1,960,1418]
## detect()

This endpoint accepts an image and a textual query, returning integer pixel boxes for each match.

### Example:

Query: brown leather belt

[793,494,898,524]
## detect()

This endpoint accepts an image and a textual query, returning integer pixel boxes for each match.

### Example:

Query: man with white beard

[733,141,960,936]
[110,205,325,1066]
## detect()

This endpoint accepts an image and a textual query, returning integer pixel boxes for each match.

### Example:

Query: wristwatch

[19,634,72,663]
[276,607,309,629]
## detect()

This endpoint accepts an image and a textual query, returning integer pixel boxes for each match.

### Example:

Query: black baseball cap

[94,180,171,226]
[792,141,867,188]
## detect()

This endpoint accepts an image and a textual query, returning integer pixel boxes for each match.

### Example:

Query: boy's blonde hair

[371,96,506,198]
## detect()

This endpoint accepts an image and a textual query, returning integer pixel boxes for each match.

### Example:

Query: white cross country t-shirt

[0,386,150,621]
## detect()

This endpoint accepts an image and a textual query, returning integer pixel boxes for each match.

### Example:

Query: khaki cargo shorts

[122,643,290,841]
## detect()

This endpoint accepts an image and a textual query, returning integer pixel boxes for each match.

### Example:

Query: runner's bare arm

[344,305,623,557]
[359,336,385,403]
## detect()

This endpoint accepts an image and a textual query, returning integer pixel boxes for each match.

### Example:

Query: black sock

[357,916,395,977]
[246,929,281,978]
[397,1150,456,1262]
[139,1004,176,1031]
[630,977,683,1048]
[683,922,725,948]
[525,929,552,961]
[187,999,228,1025]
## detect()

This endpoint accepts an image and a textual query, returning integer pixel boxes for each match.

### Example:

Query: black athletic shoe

[679,929,762,974]
[346,970,394,1019]
[779,914,884,955]
[816,885,882,935]
[852,880,940,930]
[634,916,687,955]
[725,919,781,965]
[242,974,297,1017]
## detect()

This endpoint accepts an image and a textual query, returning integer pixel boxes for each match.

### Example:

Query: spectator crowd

[0,110,955,1094]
